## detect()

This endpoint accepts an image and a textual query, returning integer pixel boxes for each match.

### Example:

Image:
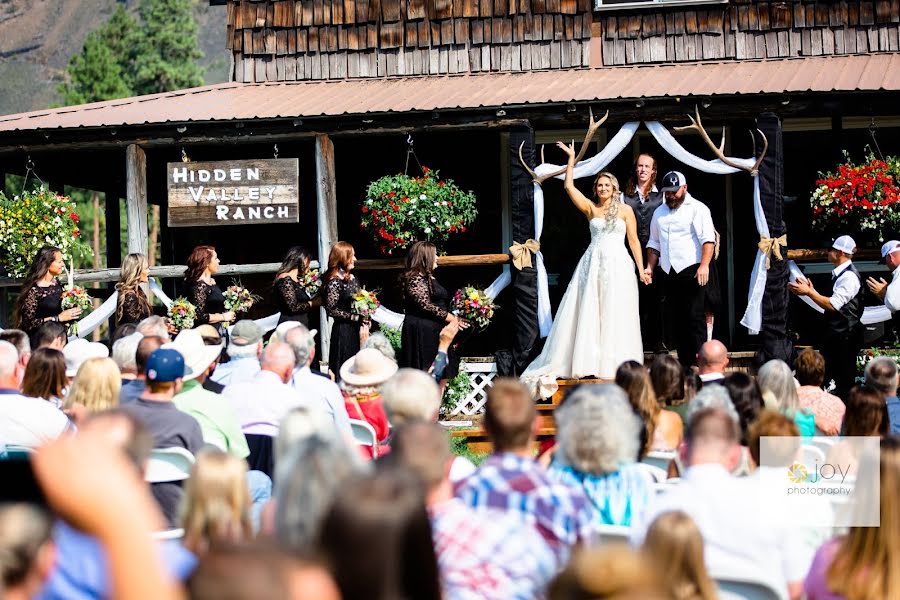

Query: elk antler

[673,106,768,176]
[518,108,609,185]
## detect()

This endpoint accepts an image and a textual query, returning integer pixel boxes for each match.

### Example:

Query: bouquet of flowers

[223,282,261,314]
[168,298,197,331]
[810,149,900,241]
[361,167,478,255]
[300,268,322,297]
[451,286,497,330]
[351,287,380,321]
[60,285,93,336]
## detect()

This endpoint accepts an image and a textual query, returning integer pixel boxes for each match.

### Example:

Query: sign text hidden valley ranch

[166,158,299,227]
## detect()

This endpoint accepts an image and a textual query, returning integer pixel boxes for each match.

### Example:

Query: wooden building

[2,0,900,359]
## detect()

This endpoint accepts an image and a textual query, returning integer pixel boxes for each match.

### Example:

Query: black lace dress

[117,287,153,326]
[324,274,361,380]
[273,276,318,328]
[400,273,453,373]
[186,280,227,334]
[17,281,63,336]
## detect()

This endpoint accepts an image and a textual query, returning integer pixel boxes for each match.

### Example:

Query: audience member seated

[112,331,143,385]
[865,356,900,436]
[110,323,138,346]
[120,335,164,404]
[21,347,67,409]
[720,372,764,446]
[549,545,669,600]
[549,384,652,527]
[826,385,889,475]
[394,421,556,600]
[195,325,226,394]
[615,360,659,459]
[64,357,121,425]
[30,321,67,352]
[649,354,688,449]
[136,315,171,344]
[121,347,205,526]
[0,504,56,600]
[685,384,748,475]
[168,329,249,458]
[36,410,197,600]
[211,320,263,386]
[804,437,900,599]
[795,348,846,435]
[284,325,352,438]
[0,328,31,385]
[758,359,816,437]
[339,348,398,458]
[317,467,442,600]
[0,340,71,448]
[180,448,254,556]
[697,339,729,384]
[62,339,109,382]
[641,511,718,600]
[631,408,807,600]
[273,428,366,551]
[363,331,397,362]
[186,543,340,600]
[455,378,596,566]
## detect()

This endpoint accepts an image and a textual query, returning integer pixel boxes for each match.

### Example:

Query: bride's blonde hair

[593,172,620,202]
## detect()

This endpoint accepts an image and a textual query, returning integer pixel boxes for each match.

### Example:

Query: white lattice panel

[450,360,497,416]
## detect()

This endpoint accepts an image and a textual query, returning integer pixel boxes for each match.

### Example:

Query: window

[594,0,727,11]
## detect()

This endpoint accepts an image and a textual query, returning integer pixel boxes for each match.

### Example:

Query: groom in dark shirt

[622,153,665,351]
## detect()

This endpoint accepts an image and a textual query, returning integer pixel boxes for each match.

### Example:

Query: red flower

[388,217,395,224]
[461,226,467,232]
[362,206,369,213]
[73,229,80,237]
[438,181,444,187]
[69,212,79,223]
[422,167,430,173]
[388,191,396,198]
[393,205,401,212]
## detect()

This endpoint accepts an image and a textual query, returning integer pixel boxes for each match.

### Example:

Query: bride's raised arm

[622,205,651,284]
[556,141,595,220]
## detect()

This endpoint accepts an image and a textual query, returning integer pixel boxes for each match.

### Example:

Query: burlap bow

[758,234,787,269]
[509,239,540,270]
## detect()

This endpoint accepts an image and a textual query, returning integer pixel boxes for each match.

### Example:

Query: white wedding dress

[521,216,643,399]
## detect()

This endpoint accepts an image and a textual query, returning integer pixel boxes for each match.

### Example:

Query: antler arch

[673,106,768,176]
[517,108,609,185]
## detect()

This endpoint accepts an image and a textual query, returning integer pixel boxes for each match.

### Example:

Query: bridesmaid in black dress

[399,241,462,375]
[323,241,368,381]
[15,246,83,338]
[184,245,235,336]
[116,253,167,327]
[273,245,321,328]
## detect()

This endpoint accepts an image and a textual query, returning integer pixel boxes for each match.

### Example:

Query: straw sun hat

[339,348,398,387]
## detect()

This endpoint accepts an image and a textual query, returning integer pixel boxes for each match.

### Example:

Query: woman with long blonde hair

[116,253,154,325]
[65,357,121,423]
[323,241,367,381]
[642,511,718,600]
[805,438,900,599]
[615,360,659,459]
[180,449,254,555]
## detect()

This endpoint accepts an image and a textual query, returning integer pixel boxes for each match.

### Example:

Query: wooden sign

[167,158,299,227]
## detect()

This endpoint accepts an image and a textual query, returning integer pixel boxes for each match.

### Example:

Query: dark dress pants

[821,329,862,402]
[660,264,706,369]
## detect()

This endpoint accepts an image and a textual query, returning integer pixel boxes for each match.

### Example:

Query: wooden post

[315,134,338,371]
[125,145,148,256]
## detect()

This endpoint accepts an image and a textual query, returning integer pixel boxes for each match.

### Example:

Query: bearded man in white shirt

[645,171,716,369]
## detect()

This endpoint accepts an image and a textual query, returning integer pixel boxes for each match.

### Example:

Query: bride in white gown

[521,141,649,399]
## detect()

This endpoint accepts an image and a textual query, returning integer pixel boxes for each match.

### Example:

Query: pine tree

[131,0,204,96]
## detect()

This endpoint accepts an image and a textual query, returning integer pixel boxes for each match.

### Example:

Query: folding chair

[642,450,676,472]
[595,524,631,545]
[145,447,195,483]
[714,573,787,600]
[349,418,380,458]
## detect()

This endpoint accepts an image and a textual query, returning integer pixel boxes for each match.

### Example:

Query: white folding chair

[595,524,631,545]
[349,418,380,457]
[801,444,826,470]
[714,573,787,600]
[145,447,196,483]
[635,461,667,483]
[642,450,676,472]
[152,528,185,541]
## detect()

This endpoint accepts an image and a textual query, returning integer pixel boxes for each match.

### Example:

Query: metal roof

[1,53,899,132]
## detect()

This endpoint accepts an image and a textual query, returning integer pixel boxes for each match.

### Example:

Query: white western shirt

[829,261,860,311]
[646,194,716,274]
[223,370,309,437]
[289,366,353,438]
[885,265,900,313]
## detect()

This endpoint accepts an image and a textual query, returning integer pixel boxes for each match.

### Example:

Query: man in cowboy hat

[167,328,249,459]
[789,235,864,400]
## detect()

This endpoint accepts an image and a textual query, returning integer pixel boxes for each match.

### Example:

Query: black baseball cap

[660,171,687,192]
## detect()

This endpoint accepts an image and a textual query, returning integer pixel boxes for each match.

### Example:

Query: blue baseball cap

[145,348,191,383]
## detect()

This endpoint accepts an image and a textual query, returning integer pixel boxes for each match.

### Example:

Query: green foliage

[361,167,478,255]
[59,0,203,108]
[379,325,403,354]
[441,370,472,416]
[449,434,488,467]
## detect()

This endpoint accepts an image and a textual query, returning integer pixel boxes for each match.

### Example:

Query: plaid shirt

[454,453,597,564]
[430,498,556,600]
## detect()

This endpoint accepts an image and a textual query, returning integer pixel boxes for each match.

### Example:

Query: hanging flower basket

[0,186,92,278]
[360,167,478,255]
[810,150,900,243]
